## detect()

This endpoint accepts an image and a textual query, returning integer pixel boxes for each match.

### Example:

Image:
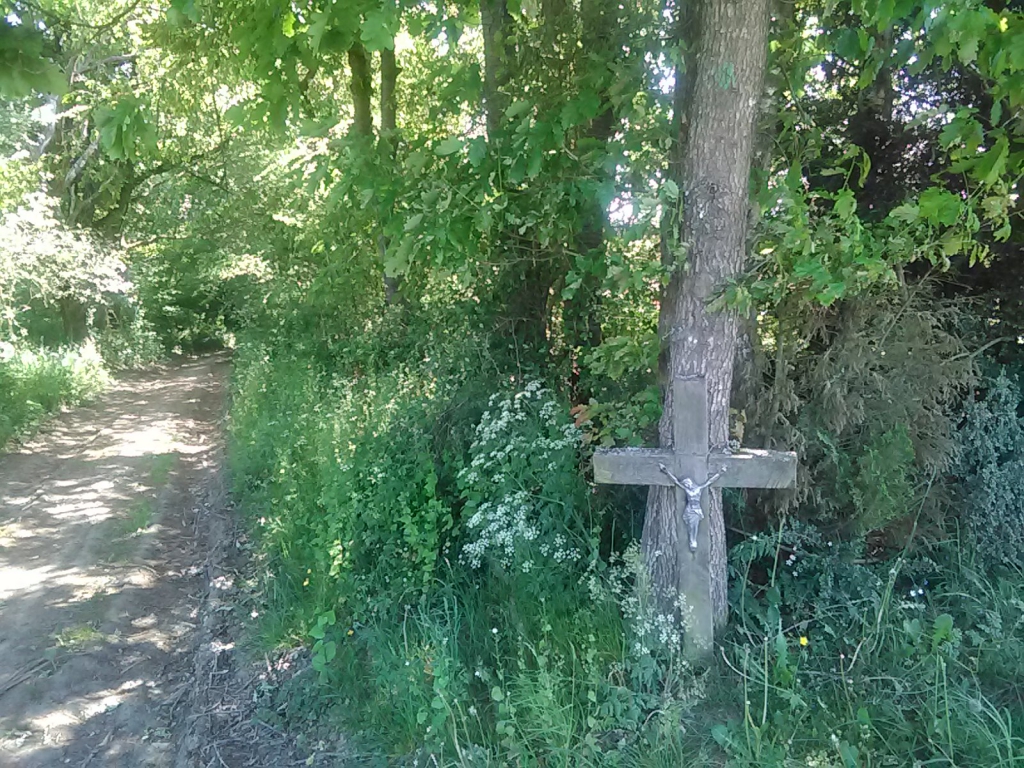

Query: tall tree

[564,0,622,383]
[348,42,374,138]
[380,44,401,304]
[644,0,771,629]
[480,0,512,140]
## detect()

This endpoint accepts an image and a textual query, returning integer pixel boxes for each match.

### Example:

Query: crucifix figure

[659,463,725,553]
[592,375,796,658]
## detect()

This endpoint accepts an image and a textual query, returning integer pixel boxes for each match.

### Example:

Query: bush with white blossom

[458,380,589,576]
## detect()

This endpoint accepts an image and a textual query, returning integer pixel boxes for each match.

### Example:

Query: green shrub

[229,313,1024,768]
[747,287,977,540]
[95,308,164,370]
[721,523,1024,767]
[953,373,1024,569]
[0,341,108,447]
[231,330,727,765]
[0,157,35,212]
[458,382,590,577]
[228,332,484,635]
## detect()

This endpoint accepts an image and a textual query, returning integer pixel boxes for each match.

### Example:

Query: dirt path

[0,355,243,766]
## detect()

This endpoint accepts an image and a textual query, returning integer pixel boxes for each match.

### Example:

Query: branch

[948,335,1017,362]
[298,62,320,119]
[79,54,138,73]
[135,140,231,186]
[184,170,230,192]
[15,0,143,34]
[120,233,186,250]
[63,138,100,191]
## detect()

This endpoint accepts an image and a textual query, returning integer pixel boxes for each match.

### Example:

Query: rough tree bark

[380,45,401,305]
[380,47,398,139]
[643,0,770,630]
[734,0,798,422]
[481,0,512,139]
[347,42,374,137]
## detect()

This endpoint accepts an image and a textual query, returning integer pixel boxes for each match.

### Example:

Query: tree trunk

[734,0,797,424]
[60,295,89,344]
[380,47,398,138]
[348,43,374,137]
[643,0,770,630]
[564,0,620,392]
[380,46,402,304]
[94,161,137,235]
[481,0,553,351]
[481,0,512,139]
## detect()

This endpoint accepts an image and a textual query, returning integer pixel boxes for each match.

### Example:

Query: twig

[212,741,230,768]
[78,730,113,767]
[0,659,48,697]
[948,335,1016,362]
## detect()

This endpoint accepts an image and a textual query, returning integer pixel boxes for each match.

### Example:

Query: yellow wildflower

[799,636,809,647]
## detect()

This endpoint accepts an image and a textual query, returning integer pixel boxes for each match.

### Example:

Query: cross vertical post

[671,376,713,654]
[592,375,797,658]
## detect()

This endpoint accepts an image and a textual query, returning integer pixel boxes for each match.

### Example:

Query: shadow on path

[0,354,230,767]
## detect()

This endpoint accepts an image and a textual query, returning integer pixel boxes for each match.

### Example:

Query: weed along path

[0,355,240,766]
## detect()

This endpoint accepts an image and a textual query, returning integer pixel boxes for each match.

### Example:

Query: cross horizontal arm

[711,449,797,489]
[593,448,676,486]
[593,447,797,489]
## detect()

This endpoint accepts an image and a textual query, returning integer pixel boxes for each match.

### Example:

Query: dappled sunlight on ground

[0,355,229,767]
[0,564,57,600]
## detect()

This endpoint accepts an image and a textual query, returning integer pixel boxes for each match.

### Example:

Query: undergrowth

[0,341,108,447]
[228,319,1024,767]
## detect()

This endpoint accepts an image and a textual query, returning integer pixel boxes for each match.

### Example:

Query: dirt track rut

[0,356,230,766]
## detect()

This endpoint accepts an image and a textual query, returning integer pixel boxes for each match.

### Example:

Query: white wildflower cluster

[588,544,684,659]
[458,381,583,570]
[460,381,581,487]
[462,490,538,569]
[537,533,581,563]
[584,548,706,708]
[785,550,800,577]
[907,580,928,599]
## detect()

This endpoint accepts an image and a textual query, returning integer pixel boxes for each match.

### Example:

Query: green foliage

[236,323,1024,766]
[230,312,716,764]
[0,157,36,213]
[820,424,916,535]
[746,286,978,540]
[722,525,1024,767]
[953,374,1024,569]
[132,248,240,354]
[0,342,108,447]
[458,383,590,578]
[0,192,129,341]
[94,308,163,370]
[228,317,485,631]
[94,97,157,162]
[309,609,337,682]
[0,18,65,98]
[4,0,1023,764]
[746,0,1024,315]
[0,182,162,441]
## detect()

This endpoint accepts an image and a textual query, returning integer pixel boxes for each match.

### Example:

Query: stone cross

[592,375,797,657]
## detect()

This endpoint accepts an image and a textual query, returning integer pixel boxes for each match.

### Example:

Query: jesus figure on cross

[658,463,725,553]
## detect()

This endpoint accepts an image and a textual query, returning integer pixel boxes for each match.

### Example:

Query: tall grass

[228,336,1024,767]
[0,342,109,447]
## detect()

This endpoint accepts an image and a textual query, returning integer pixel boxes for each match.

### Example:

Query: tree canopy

[3,0,1024,763]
